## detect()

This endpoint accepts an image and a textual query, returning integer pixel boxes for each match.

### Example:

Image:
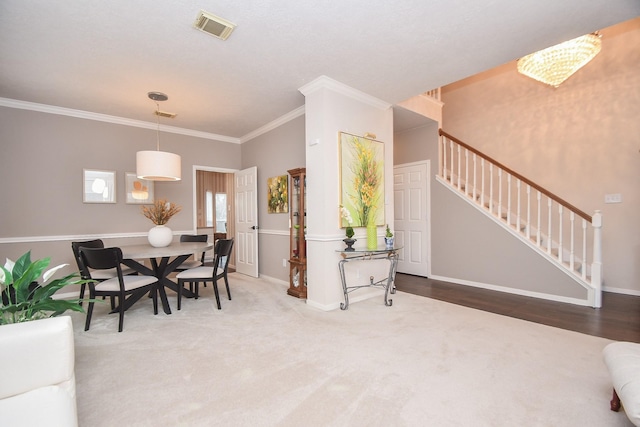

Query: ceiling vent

[194,10,236,40]
[154,110,177,119]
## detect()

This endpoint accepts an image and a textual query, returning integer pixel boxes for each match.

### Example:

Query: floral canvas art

[339,132,384,227]
[267,175,288,213]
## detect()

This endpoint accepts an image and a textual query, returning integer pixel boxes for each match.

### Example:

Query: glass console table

[336,245,402,310]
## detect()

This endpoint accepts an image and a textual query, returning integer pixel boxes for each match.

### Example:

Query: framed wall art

[339,132,384,227]
[267,175,288,213]
[83,169,116,203]
[125,172,154,204]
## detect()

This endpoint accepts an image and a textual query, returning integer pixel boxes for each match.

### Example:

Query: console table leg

[338,259,349,310]
[384,254,399,306]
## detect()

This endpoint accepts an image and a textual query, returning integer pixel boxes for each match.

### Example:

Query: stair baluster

[438,129,603,308]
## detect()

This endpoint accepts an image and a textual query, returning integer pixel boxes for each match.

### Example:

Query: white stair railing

[439,130,603,308]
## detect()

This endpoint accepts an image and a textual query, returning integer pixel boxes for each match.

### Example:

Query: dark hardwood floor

[394,273,640,343]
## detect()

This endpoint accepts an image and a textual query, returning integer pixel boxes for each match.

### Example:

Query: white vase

[148,225,173,247]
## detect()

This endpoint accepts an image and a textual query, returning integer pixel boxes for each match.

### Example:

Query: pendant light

[136,92,182,181]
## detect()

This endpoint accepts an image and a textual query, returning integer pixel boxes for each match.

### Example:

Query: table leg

[338,259,350,310]
[122,257,178,315]
[338,251,399,310]
[153,255,196,298]
[383,253,399,307]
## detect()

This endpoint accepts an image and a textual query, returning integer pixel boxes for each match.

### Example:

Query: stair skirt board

[435,176,598,307]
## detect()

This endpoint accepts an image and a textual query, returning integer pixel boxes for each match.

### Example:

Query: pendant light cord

[155,101,161,151]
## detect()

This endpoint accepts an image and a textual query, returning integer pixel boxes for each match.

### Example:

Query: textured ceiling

[0,1,638,140]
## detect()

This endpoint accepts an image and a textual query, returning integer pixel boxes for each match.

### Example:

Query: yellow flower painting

[339,132,384,227]
[267,175,288,213]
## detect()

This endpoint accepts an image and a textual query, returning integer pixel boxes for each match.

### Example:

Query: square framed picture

[83,169,116,203]
[125,172,154,204]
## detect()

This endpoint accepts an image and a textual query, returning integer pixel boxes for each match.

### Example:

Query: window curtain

[196,170,236,267]
[225,173,236,268]
[196,170,228,228]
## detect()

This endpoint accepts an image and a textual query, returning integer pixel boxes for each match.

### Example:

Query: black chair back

[180,234,208,243]
[214,238,234,273]
[71,239,105,279]
[180,234,208,263]
[80,247,123,277]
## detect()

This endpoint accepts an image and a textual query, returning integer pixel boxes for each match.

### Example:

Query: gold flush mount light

[517,33,602,87]
[154,110,176,119]
[194,10,236,40]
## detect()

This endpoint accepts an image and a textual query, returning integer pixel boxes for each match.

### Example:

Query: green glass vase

[366,223,377,250]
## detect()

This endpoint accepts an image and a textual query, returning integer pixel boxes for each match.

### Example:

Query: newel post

[591,210,603,308]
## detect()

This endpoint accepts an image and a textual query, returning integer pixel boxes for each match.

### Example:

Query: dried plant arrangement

[141,199,181,225]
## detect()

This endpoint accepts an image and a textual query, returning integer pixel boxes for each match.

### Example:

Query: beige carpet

[68,274,633,427]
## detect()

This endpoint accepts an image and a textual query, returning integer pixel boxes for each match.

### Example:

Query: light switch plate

[605,193,622,204]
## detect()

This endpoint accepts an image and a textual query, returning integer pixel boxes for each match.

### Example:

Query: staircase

[438,130,603,308]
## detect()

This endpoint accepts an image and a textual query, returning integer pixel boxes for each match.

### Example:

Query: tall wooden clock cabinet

[287,167,307,298]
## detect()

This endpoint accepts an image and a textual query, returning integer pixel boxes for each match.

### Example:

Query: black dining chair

[71,239,137,307]
[80,246,159,332]
[175,234,209,270]
[176,238,234,310]
[175,234,209,292]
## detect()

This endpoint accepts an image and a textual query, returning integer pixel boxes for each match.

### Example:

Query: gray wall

[394,117,587,300]
[0,107,241,278]
[431,179,587,299]
[441,18,640,294]
[241,115,306,282]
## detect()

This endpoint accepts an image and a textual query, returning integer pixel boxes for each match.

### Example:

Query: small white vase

[148,225,173,247]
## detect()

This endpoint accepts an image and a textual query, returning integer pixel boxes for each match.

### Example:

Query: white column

[299,76,394,310]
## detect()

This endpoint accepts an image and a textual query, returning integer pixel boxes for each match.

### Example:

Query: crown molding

[0,97,241,144]
[298,75,391,110]
[240,105,305,143]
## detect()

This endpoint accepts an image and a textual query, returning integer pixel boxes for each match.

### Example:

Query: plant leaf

[28,299,85,314]
[42,263,69,283]
[31,274,83,301]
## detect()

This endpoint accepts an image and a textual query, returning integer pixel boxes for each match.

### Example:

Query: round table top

[120,241,213,259]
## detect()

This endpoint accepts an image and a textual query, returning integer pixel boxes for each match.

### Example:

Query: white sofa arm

[0,316,78,427]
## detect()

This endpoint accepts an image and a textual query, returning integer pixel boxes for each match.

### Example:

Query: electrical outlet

[282,258,287,267]
[605,193,622,204]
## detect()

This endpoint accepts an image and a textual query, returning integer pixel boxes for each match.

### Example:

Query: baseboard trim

[429,274,591,307]
[257,274,288,287]
[602,285,640,297]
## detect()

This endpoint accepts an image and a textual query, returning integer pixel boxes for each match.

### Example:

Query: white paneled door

[393,161,430,276]
[235,166,259,277]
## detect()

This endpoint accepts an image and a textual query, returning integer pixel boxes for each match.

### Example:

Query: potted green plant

[0,251,89,324]
[345,226,355,239]
[384,224,394,249]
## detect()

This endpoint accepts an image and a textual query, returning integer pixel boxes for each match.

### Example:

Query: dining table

[119,241,214,315]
